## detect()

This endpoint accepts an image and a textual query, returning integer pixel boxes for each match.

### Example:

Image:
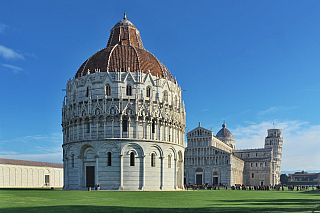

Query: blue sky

[0,0,319,172]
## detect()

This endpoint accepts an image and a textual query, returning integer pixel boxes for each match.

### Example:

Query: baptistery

[62,14,186,190]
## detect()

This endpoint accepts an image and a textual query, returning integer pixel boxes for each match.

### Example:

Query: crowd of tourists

[184,183,320,191]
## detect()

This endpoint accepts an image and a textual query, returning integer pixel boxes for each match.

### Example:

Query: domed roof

[216,123,234,138]
[75,13,173,81]
[113,13,135,28]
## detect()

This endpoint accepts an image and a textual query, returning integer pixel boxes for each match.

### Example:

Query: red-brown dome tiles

[75,16,173,81]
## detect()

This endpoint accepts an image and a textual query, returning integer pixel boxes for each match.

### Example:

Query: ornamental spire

[124,12,127,19]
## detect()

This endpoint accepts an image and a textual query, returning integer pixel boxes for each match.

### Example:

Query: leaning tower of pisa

[264,129,283,185]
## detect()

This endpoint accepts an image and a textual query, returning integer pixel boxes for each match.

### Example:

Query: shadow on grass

[301,190,320,195]
[219,198,320,205]
[1,204,320,213]
[0,188,53,191]
[210,197,320,212]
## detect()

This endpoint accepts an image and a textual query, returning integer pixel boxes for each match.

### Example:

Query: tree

[295,170,308,174]
[280,174,288,185]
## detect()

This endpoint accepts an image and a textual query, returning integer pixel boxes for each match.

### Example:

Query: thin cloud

[0,133,62,145]
[0,151,18,155]
[0,133,63,163]
[2,63,24,74]
[258,107,278,115]
[24,52,39,59]
[0,23,6,34]
[258,106,299,116]
[0,45,25,60]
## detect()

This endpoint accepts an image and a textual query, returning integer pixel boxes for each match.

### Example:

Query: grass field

[0,188,319,212]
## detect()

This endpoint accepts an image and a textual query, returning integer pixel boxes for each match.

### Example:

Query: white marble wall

[62,71,186,191]
[63,140,184,190]
[0,164,63,188]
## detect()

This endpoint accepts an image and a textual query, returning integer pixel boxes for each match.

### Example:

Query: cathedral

[184,123,283,186]
[62,14,186,190]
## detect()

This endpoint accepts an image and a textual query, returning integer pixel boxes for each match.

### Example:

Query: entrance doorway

[196,174,202,185]
[213,177,218,185]
[86,166,95,187]
[261,181,264,186]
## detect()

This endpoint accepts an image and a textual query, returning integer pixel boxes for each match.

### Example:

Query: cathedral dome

[75,14,173,81]
[216,123,234,138]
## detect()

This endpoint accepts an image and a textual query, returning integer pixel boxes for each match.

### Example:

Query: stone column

[118,154,123,190]
[149,120,152,140]
[89,119,92,139]
[142,120,146,139]
[96,122,99,139]
[135,119,138,139]
[72,123,75,141]
[82,121,85,140]
[120,118,123,139]
[95,155,99,186]
[77,120,80,140]
[68,123,71,142]
[154,119,157,140]
[128,118,131,138]
[77,156,83,188]
[176,126,178,144]
[111,119,114,138]
[63,158,68,189]
[174,126,177,143]
[168,124,171,142]
[174,158,177,189]
[141,155,146,190]
[103,120,106,138]
[160,156,164,190]
[159,121,162,141]
[165,122,168,142]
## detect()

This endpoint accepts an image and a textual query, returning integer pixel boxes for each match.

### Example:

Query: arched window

[122,118,127,132]
[146,86,151,97]
[86,123,90,133]
[71,154,75,168]
[151,153,155,167]
[168,155,171,168]
[163,91,168,102]
[130,152,135,166]
[252,173,254,178]
[106,84,111,96]
[126,85,132,96]
[86,86,90,97]
[107,152,112,166]
[152,119,155,134]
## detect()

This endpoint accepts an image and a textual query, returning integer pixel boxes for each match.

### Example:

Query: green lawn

[0,188,319,212]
